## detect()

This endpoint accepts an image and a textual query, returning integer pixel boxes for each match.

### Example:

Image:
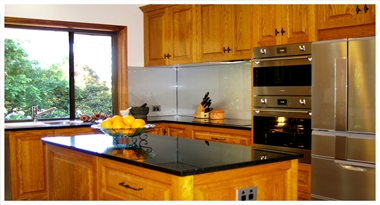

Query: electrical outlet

[152,105,161,112]
[236,186,257,201]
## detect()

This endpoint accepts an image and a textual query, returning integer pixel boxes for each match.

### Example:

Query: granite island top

[41,133,302,176]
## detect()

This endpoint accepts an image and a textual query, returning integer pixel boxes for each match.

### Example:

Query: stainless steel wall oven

[252,42,312,164]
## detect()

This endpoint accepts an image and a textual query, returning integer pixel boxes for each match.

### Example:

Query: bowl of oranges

[91,115,155,138]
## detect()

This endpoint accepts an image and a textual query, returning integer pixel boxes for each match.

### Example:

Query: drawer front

[192,130,251,146]
[311,157,375,200]
[100,162,173,200]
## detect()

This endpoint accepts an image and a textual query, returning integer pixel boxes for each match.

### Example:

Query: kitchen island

[42,133,302,200]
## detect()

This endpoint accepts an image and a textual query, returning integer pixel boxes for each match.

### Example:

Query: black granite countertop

[5,115,251,131]
[41,134,302,176]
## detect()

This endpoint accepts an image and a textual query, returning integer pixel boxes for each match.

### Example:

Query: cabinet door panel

[317,5,363,29]
[9,130,54,200]
[230,5,253,59]
[144,8,168,66]
[169,5,195,64]
[198,5,232,62]
[252,5,279,47]
[283,5,317,44]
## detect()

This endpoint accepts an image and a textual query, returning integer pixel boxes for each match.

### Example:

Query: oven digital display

[277,99,287,105]
[277,47,287,54]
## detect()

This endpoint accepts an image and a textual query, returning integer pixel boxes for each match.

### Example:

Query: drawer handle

[119,182,143,191]
[211,137,226,140]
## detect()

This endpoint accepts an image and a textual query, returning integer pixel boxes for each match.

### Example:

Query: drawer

[311,157,375,200]
[99,158,173,200]
[192,128,252,146]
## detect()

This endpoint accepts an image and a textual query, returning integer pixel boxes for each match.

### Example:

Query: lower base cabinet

[7,127,95,200]
[45,143,299,200]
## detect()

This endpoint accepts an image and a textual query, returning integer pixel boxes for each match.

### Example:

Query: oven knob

[299,99,306,105]
[299,45,306,51]
[260,98,267,104]
[260,48,266,54]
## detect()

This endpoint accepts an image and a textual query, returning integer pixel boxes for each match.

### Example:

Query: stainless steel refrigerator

[311,37,376,200]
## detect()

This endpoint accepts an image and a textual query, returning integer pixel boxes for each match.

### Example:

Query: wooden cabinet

[317,4,376,40]
[252,5,317,47]
[7,126,95,200]
[196,5,253,62]
[98,157,176,200]
[145,122,166,135]
[317,4,376,29]
[166,123,191,139]
[141,5,196,66]
[46,144,98,200]
[297,164,311,200]
[96,155,298,200]
[191,125,252,146]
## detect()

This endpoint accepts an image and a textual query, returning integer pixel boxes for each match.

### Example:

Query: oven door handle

[254,108,312,115]
[253,55,312,64]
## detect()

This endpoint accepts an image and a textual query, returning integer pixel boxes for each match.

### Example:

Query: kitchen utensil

[141,103,147,107]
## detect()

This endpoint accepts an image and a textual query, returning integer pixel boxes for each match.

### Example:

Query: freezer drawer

[311,157,375,200]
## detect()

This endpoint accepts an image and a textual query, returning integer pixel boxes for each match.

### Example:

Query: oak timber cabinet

[140,5,196,66]
[7,127,95,200]
[145,122,252,146]
[196,5,253,62]
[252,4,317,47]
[317,4,376,29]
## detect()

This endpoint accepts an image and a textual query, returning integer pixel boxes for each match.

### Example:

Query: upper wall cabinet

[317,4,376,29]
[141,5,196,66]
[195,5,253,62]
[252,5,317,47]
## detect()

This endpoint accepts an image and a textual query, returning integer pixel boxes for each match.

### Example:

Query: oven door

[253,109,312,164]
[253,56,312,96]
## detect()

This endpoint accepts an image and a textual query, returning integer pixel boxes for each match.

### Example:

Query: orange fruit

[122,125,134,136]
[135,118,146,125]
[131,120,145,128]
[123,115,135,126]
[111,115,123,123]
[100,119,112,129]
[112,121,125,133]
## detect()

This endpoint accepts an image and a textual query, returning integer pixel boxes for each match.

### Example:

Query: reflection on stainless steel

[311,37,375,200]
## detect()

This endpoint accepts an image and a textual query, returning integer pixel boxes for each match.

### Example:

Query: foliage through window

[4,27,113,121]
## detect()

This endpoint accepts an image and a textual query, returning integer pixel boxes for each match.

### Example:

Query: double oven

[252,43,312,164]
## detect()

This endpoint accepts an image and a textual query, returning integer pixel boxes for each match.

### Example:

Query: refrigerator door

[311,156,375,200]
[348,37,376,134]
[311,39,347,131]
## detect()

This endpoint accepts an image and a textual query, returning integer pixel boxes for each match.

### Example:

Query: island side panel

[45,144,99,200]
[192,159,298,200]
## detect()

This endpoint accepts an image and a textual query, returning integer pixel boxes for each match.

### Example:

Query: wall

[4,4,145,67]
[128,62,252,120]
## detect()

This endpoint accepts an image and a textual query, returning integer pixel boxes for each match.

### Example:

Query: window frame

[4,17,129,120]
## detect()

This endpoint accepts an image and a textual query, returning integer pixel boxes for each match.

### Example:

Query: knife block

[193,103,209,119]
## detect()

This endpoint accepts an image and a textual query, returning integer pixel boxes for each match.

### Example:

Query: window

[4,17,128,122]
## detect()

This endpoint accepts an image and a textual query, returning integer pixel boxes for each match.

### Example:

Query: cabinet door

[252,5,281,47]
[46,144,98,200]
[229,5,253,60]
[317,5,374,29]
[197,5,233,62]
[167,5,195,64]
[191,126,252,146]
[143,7,168,66]
[282,5,317,44]
[9,129,54,200]
[298,164,311,200]
[145,123,165,135]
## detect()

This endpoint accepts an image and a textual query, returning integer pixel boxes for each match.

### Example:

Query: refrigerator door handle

[334,159,375,172]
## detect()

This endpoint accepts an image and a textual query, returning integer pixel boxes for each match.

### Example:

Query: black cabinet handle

[281,28,285,35]
[163,53,171,59]
[163,129,167,135]
[211,137,226,140]
[166,53,171,59]
[119,182,143,191]
[223,46,231,53]
[364,5,369,13]
[356,5,361,14]
[275,29,279,36]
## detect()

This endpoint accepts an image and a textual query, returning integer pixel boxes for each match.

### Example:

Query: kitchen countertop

[41,133,302,176]
[5,115,251,131]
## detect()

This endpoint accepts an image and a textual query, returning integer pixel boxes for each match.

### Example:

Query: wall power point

[152,105,161,112]
[236,186,257,201]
